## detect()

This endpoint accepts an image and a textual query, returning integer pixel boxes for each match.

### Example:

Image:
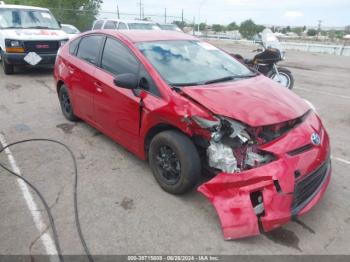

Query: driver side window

[101,37,160,96]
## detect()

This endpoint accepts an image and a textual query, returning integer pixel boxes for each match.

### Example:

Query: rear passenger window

[101,38,139,75]
[69,38,80,55]
[104,21,116,29]
[93,20,104,30]
[118,22,127,30]
[77,35,104,65]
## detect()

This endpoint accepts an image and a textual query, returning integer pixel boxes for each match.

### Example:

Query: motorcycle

[233,29,294,89]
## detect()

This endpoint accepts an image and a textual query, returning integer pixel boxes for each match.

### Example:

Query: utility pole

[181,9,184,24]
[139,0,142,20]
[193,16,195,35]
[165,8,167,24]
[317,20,323,40]
[117,5,120,19]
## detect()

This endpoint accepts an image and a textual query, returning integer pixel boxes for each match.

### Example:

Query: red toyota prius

[54,30,331,240]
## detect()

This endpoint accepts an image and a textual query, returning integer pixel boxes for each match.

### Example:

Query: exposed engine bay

[192,112,309,174]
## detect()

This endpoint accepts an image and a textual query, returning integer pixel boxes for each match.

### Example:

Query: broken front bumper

[198,112,331,239]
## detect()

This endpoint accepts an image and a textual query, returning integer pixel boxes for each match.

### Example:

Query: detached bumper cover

[3,52,57,65]
[198,112,331,240]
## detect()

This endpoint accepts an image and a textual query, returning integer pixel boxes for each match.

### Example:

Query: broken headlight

[192,115,274,174]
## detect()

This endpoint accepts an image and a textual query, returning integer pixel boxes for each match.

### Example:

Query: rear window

[118,22,127,30]
[93,20,104,30]
[104,21,116,29]
[128,23,160,30]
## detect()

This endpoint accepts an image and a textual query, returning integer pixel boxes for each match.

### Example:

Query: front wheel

[1,55,14,75]
[149,130,201,195]
[267,67,294,90]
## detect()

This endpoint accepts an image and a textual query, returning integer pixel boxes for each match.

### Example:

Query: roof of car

[98,29,198,43]
[0,4,49,11]
[97,19,158,24]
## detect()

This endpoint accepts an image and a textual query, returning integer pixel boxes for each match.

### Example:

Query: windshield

[137,40,253,86]
[0,8,60,29]
[62,25,80,34]
[128,23,160,30]
[261,28,283,51]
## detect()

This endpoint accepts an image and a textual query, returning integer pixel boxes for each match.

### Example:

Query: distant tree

[6,0,102,31]
[345,25,350,34]
[286,26,291,32]
[239,19,264,38]
[174,21,187,29]
[292,27,304,36]
[307,29,318,36]
[199,22,207,31]
[227,21,239,31]
[212,24,225,32]
[303,25,307,32]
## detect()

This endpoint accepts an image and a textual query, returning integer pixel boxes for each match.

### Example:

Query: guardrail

[200,35,350,56]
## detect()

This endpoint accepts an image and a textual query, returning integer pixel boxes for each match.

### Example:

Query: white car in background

[0,2,68,74]
[158,23,182,32]
[92,19,161,31]
[61,23,80,39]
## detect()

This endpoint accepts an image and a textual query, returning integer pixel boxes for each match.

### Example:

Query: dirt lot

[0,41,350,256]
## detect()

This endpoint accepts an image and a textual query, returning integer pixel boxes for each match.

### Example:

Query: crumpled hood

[182,75,309,127]
[2,29,68,41]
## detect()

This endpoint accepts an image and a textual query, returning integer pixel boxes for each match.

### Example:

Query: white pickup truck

[0,2,68,74]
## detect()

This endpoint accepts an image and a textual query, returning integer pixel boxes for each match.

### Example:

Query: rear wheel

[268,67,294,89]
[149,130,201,195]
[58,85,79,121]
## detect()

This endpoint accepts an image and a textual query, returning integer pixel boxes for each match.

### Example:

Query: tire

[1,55,14,75]
[58,85,79,121]
[267,67,294,90]
[149,130,201,195]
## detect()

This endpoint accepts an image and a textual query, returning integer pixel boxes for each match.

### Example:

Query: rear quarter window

[76,35,104,65]
[69,38,80,55]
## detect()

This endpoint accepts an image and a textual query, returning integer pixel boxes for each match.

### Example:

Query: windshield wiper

[170,73,258,87]
[25,26,52,29]
[0,26,25,29]
[170,82,202,87]
[204,76,236,84]
[204,73,257,85]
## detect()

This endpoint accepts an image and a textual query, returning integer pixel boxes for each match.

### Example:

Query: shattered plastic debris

[207,140,238,173]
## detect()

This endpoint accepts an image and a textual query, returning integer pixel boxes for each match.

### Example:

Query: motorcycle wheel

[267,67,294,90]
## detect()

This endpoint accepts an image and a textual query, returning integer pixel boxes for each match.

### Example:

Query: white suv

[92,19,161,31]
[0,3,68,74]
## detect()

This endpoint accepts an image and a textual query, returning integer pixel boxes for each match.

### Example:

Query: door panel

[93,70,141,151]
[68,35,104,122]
[67,56,95,121]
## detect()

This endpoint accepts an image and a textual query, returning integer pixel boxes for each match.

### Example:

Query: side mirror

[58,21,62,28]
[114,73,138,90]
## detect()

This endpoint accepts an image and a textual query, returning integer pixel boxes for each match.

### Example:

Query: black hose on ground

[0,139,94,262]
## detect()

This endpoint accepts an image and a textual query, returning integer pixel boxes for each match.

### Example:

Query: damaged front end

[190,111,331,240]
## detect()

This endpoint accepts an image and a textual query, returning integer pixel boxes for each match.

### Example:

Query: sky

[101,0,349,27]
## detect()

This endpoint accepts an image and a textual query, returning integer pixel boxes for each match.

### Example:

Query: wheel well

[56,80,64,94]
[144,124,185,158]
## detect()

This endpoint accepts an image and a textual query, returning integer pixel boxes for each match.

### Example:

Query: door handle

[67,66,75,74]
[94,81,103,93]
